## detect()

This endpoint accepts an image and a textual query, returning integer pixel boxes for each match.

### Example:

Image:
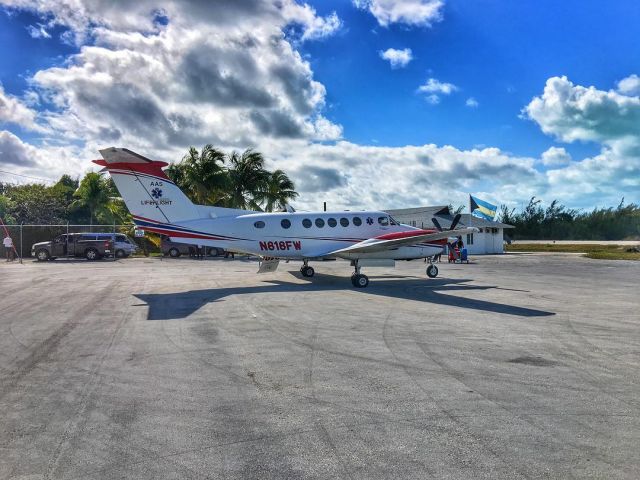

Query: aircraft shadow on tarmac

[134,273,554,321]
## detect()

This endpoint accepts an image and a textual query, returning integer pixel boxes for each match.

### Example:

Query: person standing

[3,234,14,262]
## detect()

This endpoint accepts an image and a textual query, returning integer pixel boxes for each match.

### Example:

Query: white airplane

[95,147,477,288]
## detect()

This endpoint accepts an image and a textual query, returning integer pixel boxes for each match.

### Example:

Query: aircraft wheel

[168,247,181,258]
[427,265,439,278]
[301,266,314,277]
[351,274,369,288]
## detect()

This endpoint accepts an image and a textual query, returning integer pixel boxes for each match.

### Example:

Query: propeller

[431,213,461,231]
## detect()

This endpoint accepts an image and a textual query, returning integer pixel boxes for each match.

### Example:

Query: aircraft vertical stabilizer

[94,147,199,224]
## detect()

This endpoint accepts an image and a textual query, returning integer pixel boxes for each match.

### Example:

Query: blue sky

[301,0,638,157]
[0,0,638,210]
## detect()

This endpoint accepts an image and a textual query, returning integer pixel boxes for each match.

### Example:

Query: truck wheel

[85,248,99,261]
[169,247,181,258]
[115,249,126,258]
[35,249,50,261]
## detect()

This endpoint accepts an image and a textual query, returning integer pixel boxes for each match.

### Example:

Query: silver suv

[93,233,138,258]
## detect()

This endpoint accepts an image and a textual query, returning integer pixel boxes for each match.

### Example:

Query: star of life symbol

[151,188,163,199]
[366,217,374,225]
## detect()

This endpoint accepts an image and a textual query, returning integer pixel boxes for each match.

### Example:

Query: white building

[385,206,515,255]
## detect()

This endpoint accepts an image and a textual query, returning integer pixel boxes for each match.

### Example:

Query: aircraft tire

[168,247,181,258]
[301,266,314,277]
[352,274,369,288]
[426,265,439,278]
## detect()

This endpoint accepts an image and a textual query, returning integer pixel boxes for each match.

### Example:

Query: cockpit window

[254,221,265,228]
[378,216,389,226]
[389,216,399,225]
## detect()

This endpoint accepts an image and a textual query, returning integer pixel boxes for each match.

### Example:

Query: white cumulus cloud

[524,75,640,156]
[417,77,457,104]
[354,0,444,27]
[465,97,478,108]
[379,47,413,68]
[0,85,46,132]
[540,146,571,167]
[617,74,640,96]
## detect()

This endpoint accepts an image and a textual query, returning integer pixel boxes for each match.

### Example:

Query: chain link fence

[1,224,161,262]
[1,224,232,262]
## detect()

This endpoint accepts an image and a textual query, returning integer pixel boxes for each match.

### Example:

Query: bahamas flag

[470,195,497,221]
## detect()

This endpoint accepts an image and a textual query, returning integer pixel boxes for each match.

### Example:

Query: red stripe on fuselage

[93,159,170,180]
[140,226,230,241]
[375,229,438,240]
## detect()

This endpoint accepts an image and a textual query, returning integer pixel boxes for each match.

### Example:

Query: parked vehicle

[32,233,113,261]
[93,233,138,258]
[160,236,224,258]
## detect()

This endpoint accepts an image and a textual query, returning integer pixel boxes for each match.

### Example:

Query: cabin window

[281,219,291,229]
[327,218,337,227]
[254,221,265,229]
[378,216,389,226]
[352,216,362,226]
[340,217,349,227]
[302,218,312,228]
[315,218,325,228]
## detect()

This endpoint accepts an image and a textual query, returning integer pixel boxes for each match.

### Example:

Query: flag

[470,195,497,221]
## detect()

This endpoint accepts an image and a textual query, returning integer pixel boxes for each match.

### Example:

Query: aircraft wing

[327,228,478,255]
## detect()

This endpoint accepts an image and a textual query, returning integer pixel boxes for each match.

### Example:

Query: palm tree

[226,149,269,210]
[177,145,228,205]
[255,170,298,212]
[71,173,110,227]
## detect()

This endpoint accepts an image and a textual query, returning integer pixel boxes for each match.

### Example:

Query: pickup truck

[32,233,113,261]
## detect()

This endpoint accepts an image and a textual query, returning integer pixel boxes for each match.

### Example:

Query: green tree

[255,169,298,212]
[71,173,110,227]
[226,149,269,210]
[180,145,228,204]
[0,194,16,224]
[2,183,67,224]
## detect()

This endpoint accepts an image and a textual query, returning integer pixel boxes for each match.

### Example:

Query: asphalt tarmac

[1,253,638,479]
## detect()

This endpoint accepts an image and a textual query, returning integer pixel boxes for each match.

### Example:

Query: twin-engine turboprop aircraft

[95,148,477,288]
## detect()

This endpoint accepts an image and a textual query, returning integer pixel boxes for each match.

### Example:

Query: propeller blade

[431,217,443,231]
[449,213,461,230]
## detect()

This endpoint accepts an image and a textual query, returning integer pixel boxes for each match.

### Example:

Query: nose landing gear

[426,258,439,278]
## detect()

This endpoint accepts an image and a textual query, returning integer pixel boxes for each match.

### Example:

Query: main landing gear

[300,260,315,277]
[351,264,369,288]
[426,258,439,278]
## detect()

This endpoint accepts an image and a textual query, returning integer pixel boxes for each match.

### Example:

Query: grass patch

[506,243,640,260]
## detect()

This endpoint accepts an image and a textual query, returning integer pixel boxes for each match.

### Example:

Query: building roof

[386,205,451,217]
[384,206,514,229]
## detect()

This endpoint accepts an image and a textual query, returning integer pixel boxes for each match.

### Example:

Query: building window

[466,233,474,245]
[254,221,265,229]
[315,218,325,228]
[302,218,312,228]
[327,218,337,227]
[340,217,349,227]
[281,219,291,229]
[353,217,362,226]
